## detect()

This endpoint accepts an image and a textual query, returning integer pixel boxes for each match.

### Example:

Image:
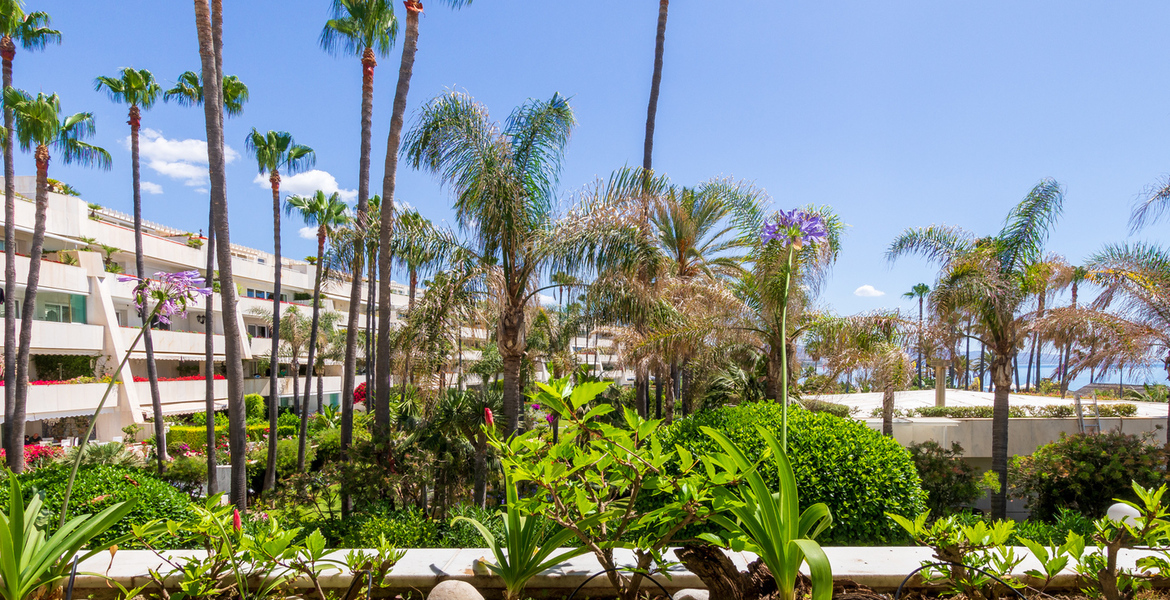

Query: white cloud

[137,128,238,187]
[854,285,886,298]
[193,187,208,194]
[255,170,357,203]
[140,181,163,195]
[538,293,557,305]
[299,226,317,240]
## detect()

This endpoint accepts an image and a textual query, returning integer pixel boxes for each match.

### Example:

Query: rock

[427,580,484,600]
[674,589,710,600]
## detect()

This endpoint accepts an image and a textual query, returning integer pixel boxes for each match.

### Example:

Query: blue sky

[18,1,1170,322]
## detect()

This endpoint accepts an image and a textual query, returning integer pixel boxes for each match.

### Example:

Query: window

[247,324,270,339]
[257,257,267,265]
[43,303,69,323]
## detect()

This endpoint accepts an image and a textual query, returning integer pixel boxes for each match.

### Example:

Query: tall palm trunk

[342,47,378,483]
[1060,281,1078,398]
[130,106,168,474]
[204,208,217,495]
[990,350,1012,519]
[376,1,421,441]
[2,36,15,466]
[366,252,375,397]
[11,149,50,472]
[916,297,923,386]
[195,0,247,510]
[263,170,282,493]
[398,268,418,409]
[643,0,669,172]
[882,384,895,436]
[297,230,326,472]
[499,302,524,435]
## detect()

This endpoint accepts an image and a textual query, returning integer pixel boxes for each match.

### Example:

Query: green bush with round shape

[168,423,269,453]
[9,464,194,549]
[244,393,266,422]
[658,401,926,545]
[247,438,313,484]
[1010,431,1168,520]
[314,425,371,464]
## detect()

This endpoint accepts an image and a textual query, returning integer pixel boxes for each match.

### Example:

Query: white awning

[0,406,113,423]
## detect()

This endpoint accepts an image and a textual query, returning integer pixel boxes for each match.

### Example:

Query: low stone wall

[70,546,1167,599]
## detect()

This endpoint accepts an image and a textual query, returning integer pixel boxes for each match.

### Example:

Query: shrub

[10,464,194,549]
[314,424,371,464]
[1010,431,1169,520]
[62,441,145,468]
[318,507,443,549]
[247,438,313,483]
[190,411,229,427]
[31,354,94,381]
[908,441,981,516]
[168,423,269,453]
[659,401,926,544]
[162,455,209,500]
[874,404,1138,419]
[0,444,63,470]
[245,393,266,422]
[799,398,852,418]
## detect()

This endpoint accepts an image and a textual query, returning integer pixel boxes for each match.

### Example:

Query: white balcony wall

[15,321,105,355]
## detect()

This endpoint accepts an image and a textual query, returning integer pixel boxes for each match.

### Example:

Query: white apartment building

[0,177,625,442]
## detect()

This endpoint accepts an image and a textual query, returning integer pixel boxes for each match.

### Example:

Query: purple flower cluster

[760,209,828,249]
[119,270,213,325]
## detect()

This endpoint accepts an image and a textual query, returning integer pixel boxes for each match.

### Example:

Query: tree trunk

[11,152,49,473]
[882,385,894,436]
[317,368,324,414]
[2,39,16,465]
[195,0,247,510]
[366,247,376,399]
[642,0,669,173]
[263,171,282,493]
[376,0,422,441]
[916,298,923,387]
[765,344,782,403]
[341,48,378,504]
[497,298,526,435]
[663,365,675,423]
[990,351,1013,519]
[130,109,169,474]
[204,208,217,496]
[298,232,326,472]
[654,367,663,421]
[675,545,778,600]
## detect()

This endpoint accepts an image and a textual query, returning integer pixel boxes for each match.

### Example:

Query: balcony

[13,320,105,355]
[0,255,90,294]
[122,328,225,359]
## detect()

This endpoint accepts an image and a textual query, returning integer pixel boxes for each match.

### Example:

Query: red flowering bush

[354,381,367,404]
[0,444,64,469]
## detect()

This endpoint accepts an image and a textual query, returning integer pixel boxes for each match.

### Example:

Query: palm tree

[94,67,168,474]
[320,1,397,471]
[642,0,669,175]
[1052,264,1088,397]
[164,67,248,499]
[376,0,472,443]
[0,0,58,467]
[4,89,110,473]
[285,190,350,470]
[406,91,640,435]
[163,70,249,117]
[244,129,315,492]
[193,0,248,510]
[888,178,1063,519]
[902,283,930,387]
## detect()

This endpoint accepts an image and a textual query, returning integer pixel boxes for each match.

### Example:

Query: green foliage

[277,411,300,429]
[318,507,442,549]
[1011,508,1094,546]
[62,441,144,468]
[245,393,266,422]
[659,401,926,544]
[799,398,852,418]
[494,377,724,599]
[455,472,586,600]
[313,425,370,464]
[190,411,229,428]
[0,474,136,600]
[161,455,208,500]
[1010,431,1169,520]
[121,423,143,443]
[168,423,269,453]
[9,464,194,549]
[889,511,1025,600]
[248,439,313,483]
[700,426,834,600]
[875,403,1139,419]
[1125,383,1169,403]
[31,354,94,381]
[908,441,981,516]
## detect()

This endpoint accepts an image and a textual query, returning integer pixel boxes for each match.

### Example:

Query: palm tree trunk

[196,0,247,510]
[917,298,923,387]
[366,248,376,398]
[990,351,1012,519]
[1013,354,1021,392]
[317,367,324,415]
[964,319,971,390]
[655,367,666,423]
[2,38,16,466]
[376,0,422,441]
[642,0,669,172]
[11,152,50,473]
[130,108,168,474]
[882,385,894,436]
[263,173,282,493]
[204,207,217,496]
[298,232,326,472]
[663,366,674,424]
[341,47,378,494]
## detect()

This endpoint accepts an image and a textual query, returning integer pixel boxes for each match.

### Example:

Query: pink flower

[484,408,494,427]
[545,413,555,425]
[232,508,242,532]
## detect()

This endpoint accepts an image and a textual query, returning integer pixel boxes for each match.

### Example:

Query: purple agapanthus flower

[545,413,555,425]
[761,209,828,249]
[121,270,213,324]
[531,403,541,411]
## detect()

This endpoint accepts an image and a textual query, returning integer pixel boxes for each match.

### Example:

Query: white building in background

[0,177,624,442]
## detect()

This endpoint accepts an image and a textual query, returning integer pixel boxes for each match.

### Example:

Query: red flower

[232,508,242,532]
[484,408,494,427]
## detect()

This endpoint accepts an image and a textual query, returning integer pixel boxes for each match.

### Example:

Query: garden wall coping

[69,546,1168,596]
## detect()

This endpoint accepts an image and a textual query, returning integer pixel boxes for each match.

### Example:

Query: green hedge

[874,403,1138,419]
[658,401,926,545]
[9,464,194,549]
[168,423,269,453]
[314,505,504,549]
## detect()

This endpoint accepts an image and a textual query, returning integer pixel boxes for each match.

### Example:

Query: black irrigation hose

[894,561,1027,600]
[566,567,675,600]
[64,555,79,600]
